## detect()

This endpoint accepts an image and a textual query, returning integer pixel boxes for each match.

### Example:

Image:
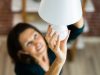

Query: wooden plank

[22,0,27,22]
[0,36,7,75]
[4,56,15,75]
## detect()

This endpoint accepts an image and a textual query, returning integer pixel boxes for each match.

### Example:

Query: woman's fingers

[51,32,57,41]
[50,29,55,37]
[60,30,71,52]
[47,25,52,36]
[49,32,57,49]
[46,25,52,37]
[46,28,55,43]
[45,25,52,42]
[55,35,60,50]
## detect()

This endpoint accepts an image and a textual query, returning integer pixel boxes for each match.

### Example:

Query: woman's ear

[17,50,29,58]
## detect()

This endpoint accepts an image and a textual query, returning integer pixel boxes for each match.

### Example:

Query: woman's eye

[34,34,38,39]
[27,41,33,47]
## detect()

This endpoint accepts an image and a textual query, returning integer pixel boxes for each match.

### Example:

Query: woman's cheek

[38,37,45,43]
[25,46,35,54]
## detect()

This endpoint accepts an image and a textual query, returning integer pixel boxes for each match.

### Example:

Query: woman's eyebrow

[24,32,35,47]
[25,39,32,46]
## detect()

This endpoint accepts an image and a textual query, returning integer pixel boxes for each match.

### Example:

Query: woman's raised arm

[45,25,70,75]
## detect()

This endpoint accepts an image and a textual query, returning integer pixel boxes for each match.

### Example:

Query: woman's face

[19,28,47,58]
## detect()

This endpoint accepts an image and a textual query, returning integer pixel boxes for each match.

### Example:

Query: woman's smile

[36,43,43,51]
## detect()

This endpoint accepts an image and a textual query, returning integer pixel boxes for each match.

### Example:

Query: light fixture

[38,0,82,40]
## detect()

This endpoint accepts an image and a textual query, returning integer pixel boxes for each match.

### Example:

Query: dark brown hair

[7,23,46,63]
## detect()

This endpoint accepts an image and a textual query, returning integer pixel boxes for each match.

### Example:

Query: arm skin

[74,17,84,28]
[44,17,83,75]
[45,25,70,75]
[45,58,65,75]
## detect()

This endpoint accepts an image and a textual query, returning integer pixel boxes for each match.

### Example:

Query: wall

[85,0,100,36]
[0,0,12,35]
[0,0,100,36]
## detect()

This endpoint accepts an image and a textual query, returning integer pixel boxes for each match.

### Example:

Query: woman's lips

[36,43,43,51]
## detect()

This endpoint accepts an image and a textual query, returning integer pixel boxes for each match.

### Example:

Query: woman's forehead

[19,28,36,44]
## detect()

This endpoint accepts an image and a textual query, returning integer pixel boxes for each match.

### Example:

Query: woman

[7,23,70,75]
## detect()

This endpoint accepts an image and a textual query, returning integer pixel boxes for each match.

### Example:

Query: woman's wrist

[54,50,67,64]
[55,56,66,64]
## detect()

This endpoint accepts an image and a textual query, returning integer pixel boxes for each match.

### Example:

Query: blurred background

[0,0,100,75]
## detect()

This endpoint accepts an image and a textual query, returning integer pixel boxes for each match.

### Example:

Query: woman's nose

[33,40,40,46]
[35,41,41,47]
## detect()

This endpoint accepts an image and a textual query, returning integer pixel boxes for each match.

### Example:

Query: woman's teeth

[37,43,42,50]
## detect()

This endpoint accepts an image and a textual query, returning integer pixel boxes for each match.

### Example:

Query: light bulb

[51,25,68,40]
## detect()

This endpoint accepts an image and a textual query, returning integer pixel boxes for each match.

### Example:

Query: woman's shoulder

[15,62,39,75]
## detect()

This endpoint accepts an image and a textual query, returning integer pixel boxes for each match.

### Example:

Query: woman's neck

[38,51,49,63]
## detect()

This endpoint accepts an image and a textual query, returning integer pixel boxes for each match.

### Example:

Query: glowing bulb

[51,25,68,40]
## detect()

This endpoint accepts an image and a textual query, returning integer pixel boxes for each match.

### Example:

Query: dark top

[15,49,62,75]
[67,24,84,42]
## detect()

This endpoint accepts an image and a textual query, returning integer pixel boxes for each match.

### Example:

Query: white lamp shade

[38,0,82,26]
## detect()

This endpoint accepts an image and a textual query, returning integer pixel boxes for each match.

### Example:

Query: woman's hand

[45,25,70,63]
